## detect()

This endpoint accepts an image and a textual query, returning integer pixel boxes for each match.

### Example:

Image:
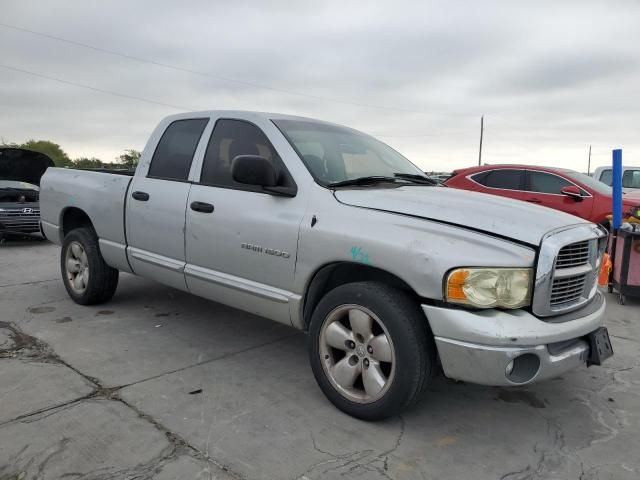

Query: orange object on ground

[598,253,612,287]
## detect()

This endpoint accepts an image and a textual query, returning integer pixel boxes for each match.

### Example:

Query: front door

[525,170,593,218]
[184,118,306,324]
[126,118,209,291]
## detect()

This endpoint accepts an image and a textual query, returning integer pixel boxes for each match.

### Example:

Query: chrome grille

[555,241,590,268]
[0,208,41,232]
[550,274,588,306]
[532,224,606,318]
[0,208,40,217]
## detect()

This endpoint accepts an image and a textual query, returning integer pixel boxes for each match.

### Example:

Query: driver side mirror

[231,155,277,187]
[231,155,297,197]
[561,185,583,202]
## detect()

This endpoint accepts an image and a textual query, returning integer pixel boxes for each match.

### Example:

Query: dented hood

[0,148,55,186]
[334,185,590,246]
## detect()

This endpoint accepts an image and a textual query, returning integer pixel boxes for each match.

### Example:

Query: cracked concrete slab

[153,455,235,480]
[0,399,172,478]
[2,241,640,479]
[2,273,293,387]
[0,359,94,423]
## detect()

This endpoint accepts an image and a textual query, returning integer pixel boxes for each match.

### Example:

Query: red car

[444,165,640,227]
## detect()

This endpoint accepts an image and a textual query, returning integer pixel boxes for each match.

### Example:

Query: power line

[0,63,192,111]
[0,22,452,116]
[1,62,469,139]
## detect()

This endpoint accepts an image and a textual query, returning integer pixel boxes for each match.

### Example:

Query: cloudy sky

[1,0,639,172]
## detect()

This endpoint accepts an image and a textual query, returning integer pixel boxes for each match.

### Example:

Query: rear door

[469,168,529,202]
[184,118,306,324]
[525,170,593,218]
[126,118,209,291]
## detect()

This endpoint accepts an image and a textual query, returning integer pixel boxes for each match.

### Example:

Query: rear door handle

[190,201,214,213]
[132,191,149,201]
[526,198,542,204]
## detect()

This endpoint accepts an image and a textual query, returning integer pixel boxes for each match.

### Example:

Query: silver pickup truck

[40,111,613,420]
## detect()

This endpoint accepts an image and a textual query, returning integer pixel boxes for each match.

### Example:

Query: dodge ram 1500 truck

[40,111,614,420]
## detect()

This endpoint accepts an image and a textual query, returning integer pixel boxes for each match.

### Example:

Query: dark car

[0,148,54,239]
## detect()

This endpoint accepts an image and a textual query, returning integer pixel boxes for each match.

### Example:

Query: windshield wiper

[393,173,438,185]
[327,176,400,188]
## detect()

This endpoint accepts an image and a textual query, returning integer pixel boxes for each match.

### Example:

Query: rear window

[599,169,612,186]
[148,119,209,181]
[472,169,523,190]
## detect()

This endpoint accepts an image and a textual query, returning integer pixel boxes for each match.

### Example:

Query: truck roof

[160,110,341,126]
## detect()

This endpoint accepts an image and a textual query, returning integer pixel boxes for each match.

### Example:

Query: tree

[17,139,73,167]
[72,157,105,169]
[116,149,141,168]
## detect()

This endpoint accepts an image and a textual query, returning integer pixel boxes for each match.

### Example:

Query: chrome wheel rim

[319,304,396,404]
[65,241,89,294]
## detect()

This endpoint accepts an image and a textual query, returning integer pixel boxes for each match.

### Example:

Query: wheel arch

[60,207,94,240]
[301,262,423,331]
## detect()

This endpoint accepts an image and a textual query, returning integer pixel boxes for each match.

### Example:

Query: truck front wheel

[308,281,435,420]
[61,227,119,305]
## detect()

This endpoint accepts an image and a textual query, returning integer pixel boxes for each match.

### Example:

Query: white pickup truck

[40,111,613,420]
[592,165,640,192]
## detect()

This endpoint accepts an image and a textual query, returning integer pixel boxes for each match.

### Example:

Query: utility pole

[587,145,592,175]
[478,115,484,166]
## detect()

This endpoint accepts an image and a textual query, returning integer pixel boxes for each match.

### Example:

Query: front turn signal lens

[445,267,533,309]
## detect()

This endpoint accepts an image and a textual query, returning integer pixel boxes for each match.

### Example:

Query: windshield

[273,119,426,186]
[0,180,39,191]
[562,171,612,196]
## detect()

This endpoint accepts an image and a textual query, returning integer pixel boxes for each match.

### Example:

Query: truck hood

[334,186,589,246]
[0,148,55,186]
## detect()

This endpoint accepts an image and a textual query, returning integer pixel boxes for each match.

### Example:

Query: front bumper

[422,292,607,386]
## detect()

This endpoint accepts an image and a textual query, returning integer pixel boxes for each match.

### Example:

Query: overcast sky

[1,0,639,172]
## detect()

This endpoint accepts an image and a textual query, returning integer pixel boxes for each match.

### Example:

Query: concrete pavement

[1,238,639,479]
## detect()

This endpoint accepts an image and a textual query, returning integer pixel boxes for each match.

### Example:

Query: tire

[308,281,435,421]
[61,227,119,305]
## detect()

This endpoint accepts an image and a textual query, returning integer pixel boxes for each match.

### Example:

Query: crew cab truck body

[40,111,613,420]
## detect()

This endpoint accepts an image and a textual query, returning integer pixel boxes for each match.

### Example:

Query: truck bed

[40,168,133,255]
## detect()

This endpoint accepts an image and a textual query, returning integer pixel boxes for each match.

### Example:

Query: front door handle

[132,191,150,201]
[190,201,214,213]
[526,198,542,204]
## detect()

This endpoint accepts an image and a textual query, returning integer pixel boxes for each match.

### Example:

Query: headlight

[446,268,532,309]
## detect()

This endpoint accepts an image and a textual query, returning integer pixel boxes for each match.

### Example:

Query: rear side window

[148,119,209,181]
[623,169,640,188]
[200,119,288,190]
[528,171,572,194]
[599,169,612,186]
[472,169,523,190]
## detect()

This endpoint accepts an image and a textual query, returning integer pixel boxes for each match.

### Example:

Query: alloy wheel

[319,304,396,404]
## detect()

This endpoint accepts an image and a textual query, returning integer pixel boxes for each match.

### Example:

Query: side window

[599,169,613,186]
[148,119,209,181]
[623,170,640,189]
[528,171,572,194]
[473,169,523,190]
[200,119,286,189]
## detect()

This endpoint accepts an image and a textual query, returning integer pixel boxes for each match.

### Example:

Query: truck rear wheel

[61,227,119,305]
[308,281,435,420]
